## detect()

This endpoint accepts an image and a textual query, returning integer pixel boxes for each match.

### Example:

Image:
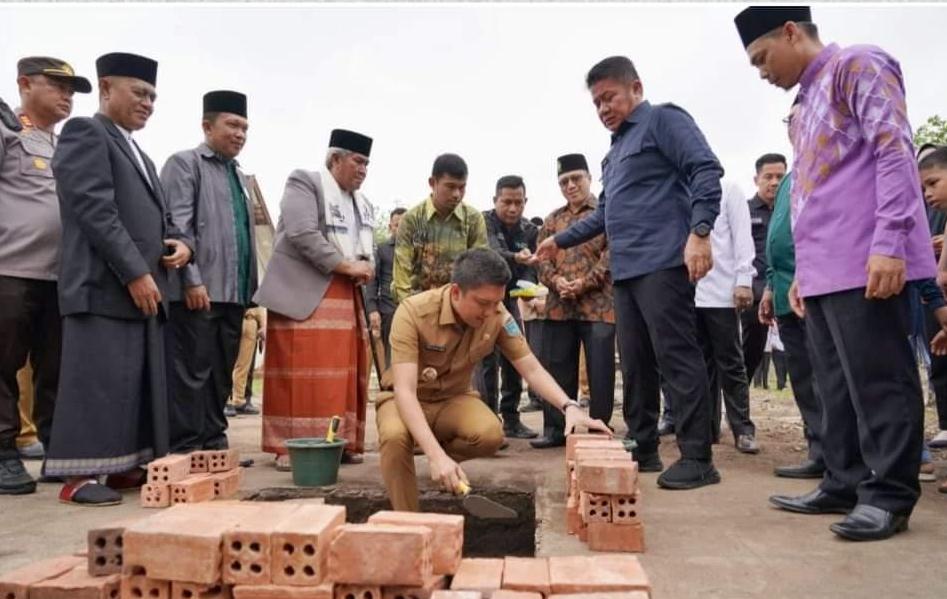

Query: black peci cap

[557,153,589,176]
[203,90,247,118]
[734,6,812,49]
[95,52,158,86]
[329,128,372,157]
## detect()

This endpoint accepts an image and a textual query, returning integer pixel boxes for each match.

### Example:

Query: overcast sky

[1,3,944,222]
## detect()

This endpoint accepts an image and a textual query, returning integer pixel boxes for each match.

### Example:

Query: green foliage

[914,115,947,147]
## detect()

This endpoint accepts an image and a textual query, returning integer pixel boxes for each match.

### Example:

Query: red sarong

[261,276,369,456]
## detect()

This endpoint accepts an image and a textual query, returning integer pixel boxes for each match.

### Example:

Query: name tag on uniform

[424,343,446,352]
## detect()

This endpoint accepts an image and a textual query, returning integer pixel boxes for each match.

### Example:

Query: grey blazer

[253,169,354,321]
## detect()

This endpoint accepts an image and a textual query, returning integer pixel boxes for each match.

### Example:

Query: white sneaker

[930,430,947,448]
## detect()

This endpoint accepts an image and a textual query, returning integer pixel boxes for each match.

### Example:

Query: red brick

[124,503,261,584]
[121,574,170,599]
[87,526,126,575]
[381,574,446,599]
[196,450,240,473]
[212,468,243,500]
[571,439,625,454]
[448,559,503,595]
[141,484,171,508]
[170,582,232,599]
[148,454,192,485]
[0,555,85,599]
[565,433,613,462]
[223,504,302,586]
[327,524,431,587]
[232,584,333,599]
[565,494,581,536]
[610,493,642,526]
[548,555,649,594]
[500,558,548,596]
[489,593,540,599]
[170,475,217,505]
[573,449,630,464]
[30,565,120,599]
[576,461,638,495]
[576,522,588,543]
[587,522,645,553]
[189,452,209,474]
[333,585,381,599]
[367,511,464,575]
[579,492,612,524]
[549,593,650,599]
[272,504,346,586]
[430,593,482,599]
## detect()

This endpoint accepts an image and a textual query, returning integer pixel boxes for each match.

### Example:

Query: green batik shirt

[392,195,488,303]
[226,161,252,305]
[765,174,795,317]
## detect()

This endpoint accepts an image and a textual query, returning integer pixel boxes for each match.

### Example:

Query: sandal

[275,454,291,472]
[59,478,122,507]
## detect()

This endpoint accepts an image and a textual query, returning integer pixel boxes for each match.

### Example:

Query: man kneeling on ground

[377,248,611,511]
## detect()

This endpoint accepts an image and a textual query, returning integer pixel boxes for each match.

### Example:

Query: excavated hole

[149,590,160,598]
[132,588,143,598]
[182,591,193,599]
[230,561,242,572]
[95,556,106,567]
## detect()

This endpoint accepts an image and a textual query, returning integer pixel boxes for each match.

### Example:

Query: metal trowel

[455,481,518,520]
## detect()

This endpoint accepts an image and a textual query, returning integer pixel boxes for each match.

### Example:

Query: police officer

[0,57,91,495]
[376,248,610,512]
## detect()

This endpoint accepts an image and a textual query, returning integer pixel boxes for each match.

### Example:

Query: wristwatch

[692,222,712,238]
[561,400,581,414]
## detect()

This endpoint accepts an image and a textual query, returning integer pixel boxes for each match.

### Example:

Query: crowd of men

[1,5,946,543]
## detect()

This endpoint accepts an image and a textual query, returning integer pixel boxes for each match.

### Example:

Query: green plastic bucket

[285,437,346,487]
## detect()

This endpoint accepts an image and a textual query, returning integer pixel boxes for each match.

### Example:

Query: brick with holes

[231,583,333,599]
[147,454,191,485]
[381,574,446,599]
[272,504,346,586]
[223,503,302,585]
[0,555,85,599]
[121,573,170,599]
[141,484,171,508]
[576,461,638,495]
[548,555,649,595]
[195,449,240,473]
[430,593,482,599]
[169,582,232,599]
[448,559,503,595]
[367,512,463,576]
[212,468,243,500]
[170,475,216,505]
[124,503,261,584]
[579,492,612,524]
[87,525,126,575]
[30,565,121,599]
[327,524,432,587]
[610,493,642,525]
[586,522,645,553]
[189,452,209,474]
[333,585,381,599]
[500,558,548,596]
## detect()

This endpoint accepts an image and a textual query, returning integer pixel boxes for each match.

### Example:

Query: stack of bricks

[563,434,645,553]
[141,450,244,508]
[1,503,652,599]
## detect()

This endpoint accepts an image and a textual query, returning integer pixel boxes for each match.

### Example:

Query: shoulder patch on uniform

[503,316,522,337]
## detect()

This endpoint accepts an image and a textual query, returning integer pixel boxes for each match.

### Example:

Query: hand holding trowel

[431,453,517,519]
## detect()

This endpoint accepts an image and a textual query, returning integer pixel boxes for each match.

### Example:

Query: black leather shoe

[236,403,260,415]
[830,505,909,541]
[224,405,238,418]
[656,417,675,437]
[519,399,544,413]
[769,488,855,514]
[633,452,664,473]
[774,460,825,479]
[530,434,566,449]
[0,457,36,495]
[657,458,721,489]
[503,420,538,439]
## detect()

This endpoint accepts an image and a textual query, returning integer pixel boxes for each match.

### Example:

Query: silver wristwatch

[561,400,581,414]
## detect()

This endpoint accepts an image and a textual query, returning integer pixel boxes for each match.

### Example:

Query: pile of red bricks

[0,501,652,599]
[564,434,645,553]
[142,450,244,508]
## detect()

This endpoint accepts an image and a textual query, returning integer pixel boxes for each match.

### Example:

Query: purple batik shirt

[790,43,936,297]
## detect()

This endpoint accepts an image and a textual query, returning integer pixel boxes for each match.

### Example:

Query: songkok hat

[203,90,247,118]
[95,52,158,86]
[17,56,91,93]
[734,6,812,49]
[329,129,372,157]
[557,153,590,175]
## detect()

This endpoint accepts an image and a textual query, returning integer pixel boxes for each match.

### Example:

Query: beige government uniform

[377,284,532,511]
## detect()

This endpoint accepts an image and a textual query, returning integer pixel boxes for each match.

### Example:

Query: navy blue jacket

[556,101,723,281]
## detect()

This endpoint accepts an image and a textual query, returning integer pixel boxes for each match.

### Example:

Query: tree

[914,114,947,147]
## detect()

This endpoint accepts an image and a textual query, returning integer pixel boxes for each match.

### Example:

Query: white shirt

[695,180,756,308]
[115,124,151,187]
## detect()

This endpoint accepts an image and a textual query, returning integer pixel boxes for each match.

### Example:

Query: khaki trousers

[376,392,504,511]
[229,315,260,408]
[16,364,37,447]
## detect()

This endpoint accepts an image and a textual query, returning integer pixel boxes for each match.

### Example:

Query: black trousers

[539,320,616,436]
[169,302,244,452]
[806,289,922,515]
[615,267,712,460]
[0,276,60,454]
[477,299,523,421]
[696,308,755,439]
[740,303,768,389]
[776,312,824,465]
[923,309,947,430]
[524,320,544,404]
[380,309,395,367]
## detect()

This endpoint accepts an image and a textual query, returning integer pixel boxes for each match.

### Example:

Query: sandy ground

[2,377,946,598]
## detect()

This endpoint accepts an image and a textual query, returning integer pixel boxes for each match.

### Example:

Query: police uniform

[376,284,531,511]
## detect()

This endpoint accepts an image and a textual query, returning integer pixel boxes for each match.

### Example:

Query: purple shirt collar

[798,43,840,91]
